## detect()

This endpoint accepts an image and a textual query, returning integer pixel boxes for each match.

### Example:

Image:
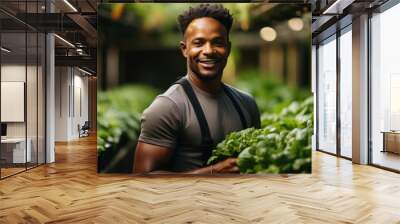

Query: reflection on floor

[0,163,41,178]
[0,167,25,178]
[373,150,400,171]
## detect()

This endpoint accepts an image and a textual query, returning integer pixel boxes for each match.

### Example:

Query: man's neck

[188,72,222,95]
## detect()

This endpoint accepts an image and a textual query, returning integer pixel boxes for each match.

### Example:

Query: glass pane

[1,31,27,177]
[339,28,352,158]
[38,32,45,165]
[371,4,400,171]
[27,31,38,169]
[317,36,337,154]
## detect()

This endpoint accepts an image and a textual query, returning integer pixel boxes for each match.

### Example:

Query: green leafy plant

[234,70,310,114]
[207,96,313,174]
[97,85,159,154]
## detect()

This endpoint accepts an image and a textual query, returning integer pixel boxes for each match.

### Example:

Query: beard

[188,59,225,82]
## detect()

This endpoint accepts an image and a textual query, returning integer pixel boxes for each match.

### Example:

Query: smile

[198,59,220,65]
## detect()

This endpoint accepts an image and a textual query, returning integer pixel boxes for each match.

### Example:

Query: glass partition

[38,32,45,165]
[27,30,38,169]
[371,3,400,171]
[317,35,337,154]
[0,1,46,179]
[339,27,352,158]
[1,30,28,177]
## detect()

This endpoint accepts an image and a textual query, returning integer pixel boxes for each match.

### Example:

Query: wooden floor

[1,136,400,223]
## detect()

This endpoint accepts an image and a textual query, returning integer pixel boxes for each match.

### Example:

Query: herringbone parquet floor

[1,135,400,223]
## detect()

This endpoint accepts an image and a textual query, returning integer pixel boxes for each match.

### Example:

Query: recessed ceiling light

[63,0,78,12]
[54,34,75,48]
[1,47,11,53]
[78,67,93,76]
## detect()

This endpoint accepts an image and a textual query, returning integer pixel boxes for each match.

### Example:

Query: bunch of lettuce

[207,96,313,174]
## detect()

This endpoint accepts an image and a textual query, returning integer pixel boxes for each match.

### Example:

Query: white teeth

[199,59,218,64]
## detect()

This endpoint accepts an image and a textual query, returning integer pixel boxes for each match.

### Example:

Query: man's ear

[180,40,187,58]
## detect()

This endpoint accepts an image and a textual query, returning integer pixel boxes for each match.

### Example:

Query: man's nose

[203,43,214,55]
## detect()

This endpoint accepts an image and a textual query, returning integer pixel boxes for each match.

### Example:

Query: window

[371,2,400,171]
[317,35,337,154]
[339,27,352,158]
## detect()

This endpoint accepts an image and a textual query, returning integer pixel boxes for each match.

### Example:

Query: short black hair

[177,4,233,35]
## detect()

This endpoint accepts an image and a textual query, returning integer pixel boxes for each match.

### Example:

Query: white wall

[1,63,46,164]
[1,65,36,138]
[55,66,69,141]
[55,67,89,141]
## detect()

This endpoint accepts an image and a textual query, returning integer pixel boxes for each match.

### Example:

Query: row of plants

[97,85,160,154]
[233,70,310,114]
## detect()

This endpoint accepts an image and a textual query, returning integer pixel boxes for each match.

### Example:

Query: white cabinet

[1,138,32,163]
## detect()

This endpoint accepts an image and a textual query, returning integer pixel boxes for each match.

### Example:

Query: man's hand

[133,142,240,174]
[212,158,239,173]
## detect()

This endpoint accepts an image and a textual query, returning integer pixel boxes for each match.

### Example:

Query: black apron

[176,77,247,165]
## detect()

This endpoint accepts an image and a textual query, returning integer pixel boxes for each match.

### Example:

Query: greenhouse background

[97,3,313,173]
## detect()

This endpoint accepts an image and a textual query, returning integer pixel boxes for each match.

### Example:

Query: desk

[381,131,400,154]
[1,138,31,163]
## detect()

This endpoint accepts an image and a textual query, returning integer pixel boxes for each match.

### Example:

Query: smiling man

[133,4,260,174]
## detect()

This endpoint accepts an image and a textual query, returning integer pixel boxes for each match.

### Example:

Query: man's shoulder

[146,83,186,112]
[158,83,187,106]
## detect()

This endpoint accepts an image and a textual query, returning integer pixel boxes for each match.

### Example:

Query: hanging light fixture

[288,18,304,31]
[260,27,277,42]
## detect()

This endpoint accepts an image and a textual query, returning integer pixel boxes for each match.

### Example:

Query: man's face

[180,17,231,81]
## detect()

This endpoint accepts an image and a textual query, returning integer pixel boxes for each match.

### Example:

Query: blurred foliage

[98,3,310,48]
[100,3,255,32]
[233,69,310,114]
[97,85,160,153]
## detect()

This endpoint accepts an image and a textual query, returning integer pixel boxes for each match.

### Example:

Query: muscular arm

[133,142,238,174]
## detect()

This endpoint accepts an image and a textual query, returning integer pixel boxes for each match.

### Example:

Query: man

[133,4,260,174]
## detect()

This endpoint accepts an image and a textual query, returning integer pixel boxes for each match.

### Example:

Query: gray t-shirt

[138,77,260,172]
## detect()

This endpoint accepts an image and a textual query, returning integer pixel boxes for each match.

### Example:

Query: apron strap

[222,84,247,129]
[176,78,213,163]
[176,77,249,165]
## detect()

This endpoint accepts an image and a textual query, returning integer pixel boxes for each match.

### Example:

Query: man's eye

[193,40,203,46]
[213,40,225,46]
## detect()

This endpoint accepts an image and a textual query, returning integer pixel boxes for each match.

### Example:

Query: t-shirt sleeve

[138,96,181,149]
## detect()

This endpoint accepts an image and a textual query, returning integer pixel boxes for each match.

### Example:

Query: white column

[45,1,55,163]
[352,14,369,164]
[46,33,55,163]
